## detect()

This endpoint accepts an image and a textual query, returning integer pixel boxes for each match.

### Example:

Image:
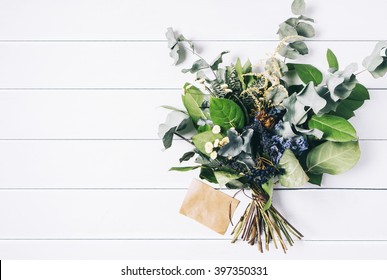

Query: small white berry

[213,138,220,148]
[204,142,213,154]
[212,125,221,134]
[224,89,233,93]
[220,136,230,146]
[210,151,218,160]
[220,83,229,89]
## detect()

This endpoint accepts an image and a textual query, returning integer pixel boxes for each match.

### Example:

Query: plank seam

[0,188,385,191]
[0,238,384,242]
[0,39,383,43]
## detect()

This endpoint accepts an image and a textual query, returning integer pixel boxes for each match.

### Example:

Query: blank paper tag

[179,179,240,235]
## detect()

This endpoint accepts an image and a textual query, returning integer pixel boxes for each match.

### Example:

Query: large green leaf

[192,130,223,154]
[214,170,242,187]
[210,97,245,130]
[306,141,361,175]
[293,64,323,85]
[308,115,358,142]
[327,48,339,71]
[278,149,309,187]
[181,83,207,124]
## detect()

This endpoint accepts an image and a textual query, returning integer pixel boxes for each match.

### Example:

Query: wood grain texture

[0,140,383,189]
[0,0,386,259]
[1,240,386,260]
[0,0,385,40]
[0,189,386,241]
[0,42,385,89]
[0,89,382,140]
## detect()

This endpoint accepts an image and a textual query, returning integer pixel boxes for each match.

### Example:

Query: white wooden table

[0,0,386,259]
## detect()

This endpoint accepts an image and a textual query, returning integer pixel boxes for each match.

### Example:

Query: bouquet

[159,0,387,253]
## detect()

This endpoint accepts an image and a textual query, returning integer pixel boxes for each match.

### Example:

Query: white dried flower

[210,151,218,160]
[220,136,230,146]
[224,89,233,93]
[213,138,220,148]
[212,125,221,134]
[204,142,213,154]
[220,83,229,89]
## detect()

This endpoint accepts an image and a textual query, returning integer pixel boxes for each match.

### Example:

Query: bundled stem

[231,187,303,253]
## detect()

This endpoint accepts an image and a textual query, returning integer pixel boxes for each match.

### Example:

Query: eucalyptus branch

[173,131,194,145]
[180,45,217,79]
[355,69,368,76]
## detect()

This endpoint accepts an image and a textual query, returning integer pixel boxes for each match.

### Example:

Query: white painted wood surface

[0,0,386,259]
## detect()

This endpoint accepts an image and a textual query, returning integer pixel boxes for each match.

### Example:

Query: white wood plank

[0,140,383,189]
[0,0,385,40]
[0,189,386,240]
[0,89,381,140]
[0,42,385,89]
[0,240,386,259]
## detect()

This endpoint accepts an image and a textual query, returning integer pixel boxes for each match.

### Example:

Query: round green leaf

[308,115,357,142]
[210,97,245,130]
[192,130,223,154]
[306,141,360,175]
[279,149,309,187]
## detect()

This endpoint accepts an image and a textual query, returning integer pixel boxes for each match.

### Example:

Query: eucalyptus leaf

[210,51,230,71]
[182,59,210,74]
[282,94,308,125]
[166,27,184,65]
[276,121,297,138]
[295,22,315,38]
[294,126,323,139]
[291,0,305,15]
[192,130,223,154]
[218,128,253,158]
[296,82,327,114]
[210,97,245,130]
[298,15,314,22]
[327,48,339,72]
[316,86,339,115]
[279,149,309,187]
[306,141,361,175]
[362,41,387,78]
[158,110,191,149]
[277,22,298,39]
[326,63,358,101]
[293,64,323,85]
[265,85,288,105]
[169,166,200,172]
[308,115,358,142]
[289,41,309,55]
[166,27,194,65]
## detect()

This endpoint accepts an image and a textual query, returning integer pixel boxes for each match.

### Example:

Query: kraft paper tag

[179,179,240,235]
